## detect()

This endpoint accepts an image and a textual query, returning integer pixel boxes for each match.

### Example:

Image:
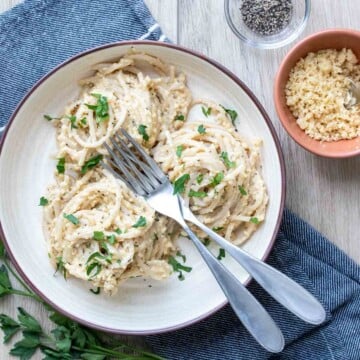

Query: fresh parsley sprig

[220,105,238,125]
[0,238,164,360]
[85,93,109,124]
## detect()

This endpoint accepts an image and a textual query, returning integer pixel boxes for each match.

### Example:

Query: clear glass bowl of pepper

[225,0,311,49]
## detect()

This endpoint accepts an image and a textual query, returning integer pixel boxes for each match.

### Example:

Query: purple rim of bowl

[0,40,286,335]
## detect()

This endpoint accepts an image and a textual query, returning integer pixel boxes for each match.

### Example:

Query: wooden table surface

[1,0,359,358]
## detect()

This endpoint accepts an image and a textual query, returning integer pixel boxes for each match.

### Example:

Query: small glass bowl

[225,0,311,49]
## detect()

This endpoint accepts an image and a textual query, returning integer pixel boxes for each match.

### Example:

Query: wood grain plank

[178,0,360,262]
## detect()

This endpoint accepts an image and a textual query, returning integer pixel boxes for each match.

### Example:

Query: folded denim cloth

[1,1,359,359]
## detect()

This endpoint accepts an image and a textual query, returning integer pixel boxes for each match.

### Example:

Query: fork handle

[186,214,326,325]
[180,223,284,353]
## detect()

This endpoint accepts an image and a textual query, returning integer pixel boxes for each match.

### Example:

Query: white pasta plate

[0,41,285,334]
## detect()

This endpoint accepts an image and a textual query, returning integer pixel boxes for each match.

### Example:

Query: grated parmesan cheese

[285,48,360,141]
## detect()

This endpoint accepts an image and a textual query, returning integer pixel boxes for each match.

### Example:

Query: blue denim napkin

[1,1,359,359]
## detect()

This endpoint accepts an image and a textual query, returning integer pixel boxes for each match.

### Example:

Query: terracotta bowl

[274,29,360,158]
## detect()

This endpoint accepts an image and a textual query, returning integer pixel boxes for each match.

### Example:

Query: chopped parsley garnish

[197,124,206,134]
[220,151,236,168]
[173,174,190,195]
[201,106,211,117]
[63,213,79,225]
[93,231,104,241]
[132,216,147,228]
[80,117,87,126]
[43,114,59,121]
[202,237,211,246]
[107,234,116,245]
[210,172,224,187]
[55,257,67,279]
[90,287,101,295]
[168,255,192,281]
[217,248,226,260]
[81,154,103,174]
[238,186,248,195]
[196,174,204,184]
[174,114,185,121]
[86,251,112,265]
[39,197,49,206]
[212,226,224,232]
[138,124,149,141]
[176,145,184,158]
[56,158,65,174]
[86,262,102,278]
[221,105,238,125]
[250,217,260,224]
[189,189,207,198]
[176,251,186,263]
[114,228,122,234]
[66,115,78,129]
[85,93,109,124]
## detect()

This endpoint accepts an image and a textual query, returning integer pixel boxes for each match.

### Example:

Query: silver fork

[103,129,325,352]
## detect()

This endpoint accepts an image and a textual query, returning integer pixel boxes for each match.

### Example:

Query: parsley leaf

[210,172,224,187]
[176,251,186,263]
[197,124,206,134]
[202,237,211,247]
[51,326,71,353]
[81,154,103,174]
[18,308,42,333]
[189,189,207,198]
[86,252,109,265]
[85,93,109,124]
[43,114,59,121]
[217,248,226,260]
[63,213,79,225]
[86,262,102,278]
[250,217,260,224]
[0,315,20,343]
[80,117,87,126]
[90,287,101,295]
[221,105,238,125]
[39,197,49,206]
[238,186,248,195]
[212,226,224,232]
[93,231,104,241]
[114,228,122,235]
[132,216,147,228]
[168,256,192,281]
[173,174,190,195]
[56,158,65,174]
[201,106,211,117]
[107,234,116,245]
[0,240,5,259]
[138,124,149,141]
[0,265,12,294]
[176,145,184,158]
[55,257,67,279]
[66,115,78,129]
[196,174,204,184]
[220,151,236,168]
[174,114,185,121]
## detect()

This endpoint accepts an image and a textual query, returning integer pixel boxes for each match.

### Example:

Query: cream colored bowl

[0,41,285,334]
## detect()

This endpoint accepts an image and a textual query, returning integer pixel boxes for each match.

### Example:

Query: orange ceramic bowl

[274,29,360,158]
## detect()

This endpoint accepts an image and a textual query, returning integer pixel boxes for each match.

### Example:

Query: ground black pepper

[240,0,293,36]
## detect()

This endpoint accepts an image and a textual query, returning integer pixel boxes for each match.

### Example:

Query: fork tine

[114,133,161,188]
[103,142,145,196]
[110,137,155,193]
[101,160,136,193]
[120,129,166,181]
